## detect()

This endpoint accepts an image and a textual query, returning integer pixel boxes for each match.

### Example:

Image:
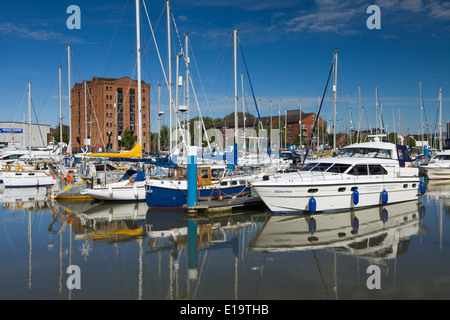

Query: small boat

[252,140,426,214]
[145,164,255,209]
[421,150,450,180]
[80,169,146,201]
[419,137,450,180]
[2,163,55,188]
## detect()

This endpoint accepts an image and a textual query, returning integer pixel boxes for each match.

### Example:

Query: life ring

[61,175,66,183]
[66,216,73,224]
[15,164,22,171]
[66,173,73,183]
[5,164,10,171]
[197,175,201,187]
[15,203,23,210]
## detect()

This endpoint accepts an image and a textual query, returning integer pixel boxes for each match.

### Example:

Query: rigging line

[30,98,46,146]
[238,36,271,158]
[142,0,168,91]
[36,67,59,120]
[302,60,334,165]
[98,0,130,77]
[13,85,28,123]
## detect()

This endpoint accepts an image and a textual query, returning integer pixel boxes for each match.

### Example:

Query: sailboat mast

[167,0,173,154]
[84,81,88,150]
[67,45,72,155]
[299,100,302,148]
[28,82,31,152]
[439,86,443,152]
[233,27,238,149]
[136,0,143,151]
[420,81,423,153]
[333,51,338,153]
[184,33,190,137]
[242,72,246,154]
[59,66,63,150]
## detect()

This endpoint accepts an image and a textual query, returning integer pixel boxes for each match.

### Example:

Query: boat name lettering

[273,190,292,194]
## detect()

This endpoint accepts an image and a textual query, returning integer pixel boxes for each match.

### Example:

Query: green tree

[119,127,135,149]
[53,124,69,144]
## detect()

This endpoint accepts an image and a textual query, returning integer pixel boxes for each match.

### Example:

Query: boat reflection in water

[1,186,51,211]
[249,200,425,264]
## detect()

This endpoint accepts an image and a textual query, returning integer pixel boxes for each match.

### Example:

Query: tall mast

[439,86,443,152]
[158,84,161,153]
[84,81,88,150]
[233,27,238,149]
[167,0,173,154]
[419,81,423,153]
[28,82,31,152]
[184,33,190,137]
[136,0,143,152]
[241,72,246,153]
[67,45,72,155]
[333,51,338,152]
[375,87,379,134]
[299,100,302,147]
[59,66,63,151]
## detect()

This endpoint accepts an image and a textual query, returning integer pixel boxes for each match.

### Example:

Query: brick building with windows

[71,77,150,154]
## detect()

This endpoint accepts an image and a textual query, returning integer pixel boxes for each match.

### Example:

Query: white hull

[3,170,55,188]
[252,141,423,213]
[252,177,420,213]
[81,181,146,201]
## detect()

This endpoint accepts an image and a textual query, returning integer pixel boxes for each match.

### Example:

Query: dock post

[226,144,237,170]
[187,146,198,212]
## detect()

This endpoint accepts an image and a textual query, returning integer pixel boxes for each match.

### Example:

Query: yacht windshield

[300,163,334,172]
[338,147,392,159]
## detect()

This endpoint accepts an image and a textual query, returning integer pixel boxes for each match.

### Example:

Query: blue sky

[1,0,450,137]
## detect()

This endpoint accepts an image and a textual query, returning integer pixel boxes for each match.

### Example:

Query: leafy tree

[119,127,135,149]
[53,123,69,144]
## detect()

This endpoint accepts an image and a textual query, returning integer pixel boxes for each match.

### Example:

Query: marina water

[1,180,450,300]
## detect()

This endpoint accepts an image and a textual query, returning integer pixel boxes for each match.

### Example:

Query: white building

[0,121,51,149]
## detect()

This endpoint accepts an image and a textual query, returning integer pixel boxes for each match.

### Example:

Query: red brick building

[71,77,151,153]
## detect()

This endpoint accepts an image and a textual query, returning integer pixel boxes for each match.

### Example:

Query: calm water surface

[1,180,450,300]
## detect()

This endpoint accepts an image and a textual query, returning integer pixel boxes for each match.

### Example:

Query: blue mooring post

[187,146,198,211]
[226,144,237,170]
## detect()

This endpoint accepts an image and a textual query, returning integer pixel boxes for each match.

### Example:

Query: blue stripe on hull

[145,184,250,208]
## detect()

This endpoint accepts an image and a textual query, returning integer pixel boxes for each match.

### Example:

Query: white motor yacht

[252,141,426,214]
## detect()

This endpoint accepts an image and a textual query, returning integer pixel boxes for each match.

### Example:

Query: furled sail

[87,143,142,158]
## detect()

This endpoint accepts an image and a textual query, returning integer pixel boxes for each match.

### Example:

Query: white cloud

[284,0,365,35]
[427,0,450,20]
[0,22,89,44]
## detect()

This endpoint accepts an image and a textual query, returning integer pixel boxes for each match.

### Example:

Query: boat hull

[3,170,55,188]
[252,178,421,213]
[145,183,251,209]
[81,182,146,201]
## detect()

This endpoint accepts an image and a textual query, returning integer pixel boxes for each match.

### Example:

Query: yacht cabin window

[347,164,387,176]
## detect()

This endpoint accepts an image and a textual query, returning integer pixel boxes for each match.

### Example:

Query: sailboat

[77,0,147,201]
[3,82,56,188]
